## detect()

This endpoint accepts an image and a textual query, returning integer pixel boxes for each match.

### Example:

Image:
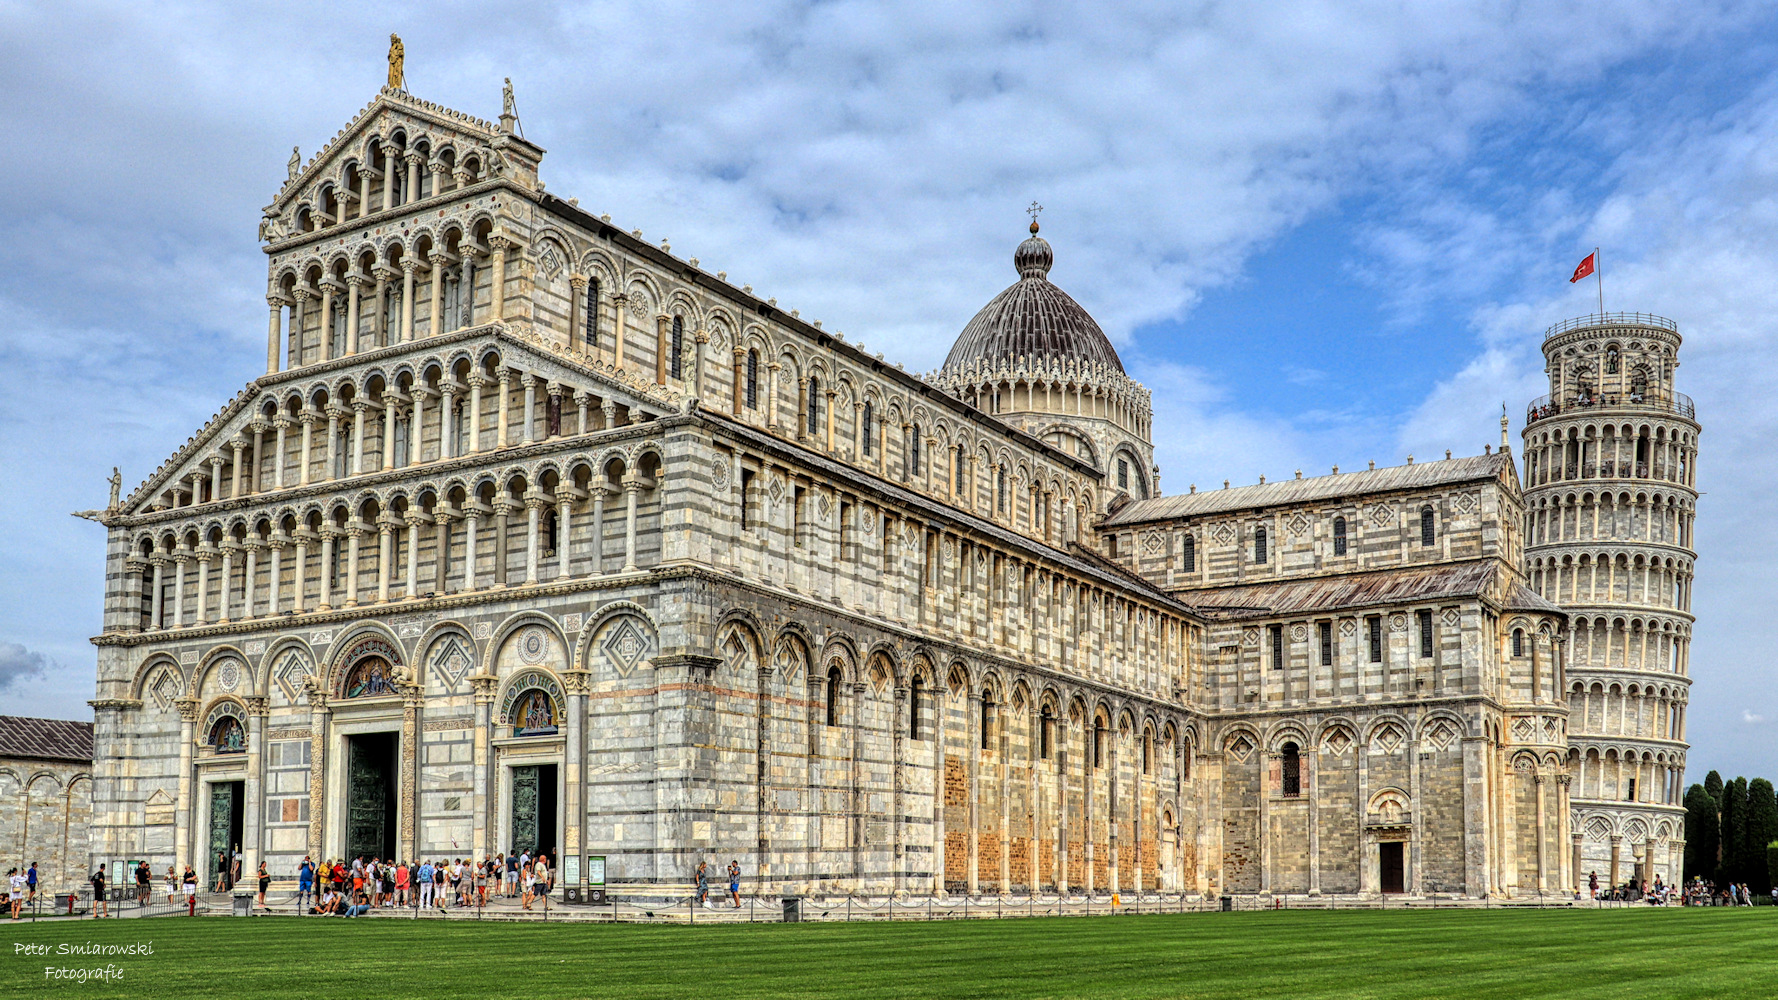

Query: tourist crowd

[294,853,554,916]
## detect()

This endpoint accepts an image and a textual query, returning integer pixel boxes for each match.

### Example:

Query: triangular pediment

[263,87,538,243]
[122,382,266,515]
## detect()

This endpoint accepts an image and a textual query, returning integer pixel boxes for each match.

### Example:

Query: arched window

[1281,742,1301,797]
[909,677,923,740]
[1039,706,1054,760]
[745,351,759,408]
[825,667,843,727]
[996,467,1007,512]
[909,425,922,476]
[670,315,684,379]
[807,376,821,433]
[1420,506,1436,547]
[1512,628,1525,657]
[1141,731,1152,774]
[862,401,874,455]
[955,447,966,492]
[1254,526,1268,564]
[544,508,559,555]
[1333,516,1347,556]
[1606,346,1620,375]
[1092,718,1106,768]
[980,691,995,749]
[1117,458,1129,490]
[1183,535,1196,572]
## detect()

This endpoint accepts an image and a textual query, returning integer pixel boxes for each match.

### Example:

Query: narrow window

[1141,732,1152,774]
[745,351,759,408]
[1039,706,1054,760]
[909,425,921,476]
[1626,777,1636,802]
[825,667,842,727]
[1368,615,1382,663]
[1418,610,1434,658]
[1269,624,1284,670]
[1118,458,1129,490]
[806,376,820,433]
[996,467,1007,513]
[1183,535,1195,572]
[739,469,755,531]
[862,401,873,455]
[1333,516,1347,556]
[839,500,852,560]
[955,448,966,493]
[1254,526,1268,564]
[1092,719,1105,768]
[1512,628,1524,657]
[669,316,684,379]
[1319,621,1333,666]
[544,509,559,555]
[546,392,562,437]
[909,677,923,740]
[980,692,994,750]
[584,279,599,348]
[1420,506,1435,547]
[793,486,806,547]
[1281,743,1301,797]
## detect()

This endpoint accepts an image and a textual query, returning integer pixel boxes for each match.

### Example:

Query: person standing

[181,865,197,908]
[256,862,271,910]
[90,868,108,918]
[417,860,434,909]
[695,861,709,907]
[7,868,22,919]
[505,853,519,898]
[297,857,314,911]
[165,866,178,905]
[395,860,409,908]
[728,861,741,908]
[535,854,550,898]
[136,861,152,906]
[1587,871,1599,899]
[25,862,38,905]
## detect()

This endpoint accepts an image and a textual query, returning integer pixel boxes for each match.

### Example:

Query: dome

[942,225,1124,375]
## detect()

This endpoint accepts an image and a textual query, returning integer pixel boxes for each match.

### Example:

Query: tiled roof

[1105,453,1515,525]
[1173,560,1555,620]
[0,716,94,763]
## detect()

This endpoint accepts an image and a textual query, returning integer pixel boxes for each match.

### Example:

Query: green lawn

[1,908,1769,999]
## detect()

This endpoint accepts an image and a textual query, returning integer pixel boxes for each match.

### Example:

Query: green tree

[1722,777,1750,883]
[1705,770,1724,805]
[1747,780,1778,894]
[1684,784,1720,883]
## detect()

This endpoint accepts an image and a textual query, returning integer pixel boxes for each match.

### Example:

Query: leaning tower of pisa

[1522,312,1698,890]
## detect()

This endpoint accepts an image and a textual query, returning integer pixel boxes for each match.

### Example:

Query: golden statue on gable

[388,33,404,90]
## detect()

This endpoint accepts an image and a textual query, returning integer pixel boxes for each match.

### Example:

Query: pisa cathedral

[83,65,1698,900]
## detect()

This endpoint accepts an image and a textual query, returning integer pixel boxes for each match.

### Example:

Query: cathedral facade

[84,70,1694,898]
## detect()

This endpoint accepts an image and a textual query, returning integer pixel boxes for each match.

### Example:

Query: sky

[0,1,1773,781]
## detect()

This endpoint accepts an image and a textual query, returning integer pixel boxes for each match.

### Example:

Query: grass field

[2,907,1770,999]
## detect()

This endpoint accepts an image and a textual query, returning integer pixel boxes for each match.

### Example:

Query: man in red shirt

[395,862,410,907]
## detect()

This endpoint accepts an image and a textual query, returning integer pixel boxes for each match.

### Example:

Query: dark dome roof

[942,226,1124,375]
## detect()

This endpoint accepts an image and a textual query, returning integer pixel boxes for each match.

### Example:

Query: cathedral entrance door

[1379,841,1405,894]
[207,781,244,887]
[346,733,397,862]
[509,764,558,863]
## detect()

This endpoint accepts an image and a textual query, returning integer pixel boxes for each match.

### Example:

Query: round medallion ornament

[517,627,549,666]
[218,660,240,692]
[711,458,730,492]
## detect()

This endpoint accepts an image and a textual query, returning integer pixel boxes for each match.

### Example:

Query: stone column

[404,153,423,207]
[433,512,453,595]
[611,293,627,369]
[825,389,838,451]
[170,550,188,628]
[588,485,607,577]
[380,392,401,472]
[376,517,395,602]
[217,544,235,623]
[292,530,311,614]
[303,679,329,864]
[692,327,709,402]
[1572,833,1585,895]
[463,509,480,591]
[350,402,369,476]
[409,387,427,465]
[318,279,337,360]
[766,362,781,429]
[732,348,746,415]
[266,296,285,375]
[272,416,290,489]
[289,288,310,368]
[372,265,395,347]
[546,383,564,440]
[242,541,261,620]
[471,674,498,859]
[622,478,641,571]
[399,682,421,861]
[243,697,268,880]
[404,513,422,598]
[400,259,418,342]
[344,527,363,607]
[266,536,285,616]
[148,555,166,629]
[428,252,450,336]
[228,440,245,500]
[1608,835,1622,889]
[440,383,458,460]
[567,275,587,351]
[521,374,538,444]
[523,495,544,585]
[317,528,336,611]
[174,698,198,872]
[194,547,212,624]
[496,370,512,449]
[575,391,590,435]
[488,235,511,322]
[563,669,589,879]
[467,374,486,454]
[345,274,364,354]
[655,315,669,384]
[555,494,573,580]
[795,376,810,442]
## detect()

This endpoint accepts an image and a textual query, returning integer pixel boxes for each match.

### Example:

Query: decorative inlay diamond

[1240,629,1260,647]
[1212,523,1235,545]
[1323,730,1353,755]
[1512,718,1535,741]
[1142,530,1165,555]
[1287,512,1311,536]
[1227,735,1254,761]
[1425,720,1457,750]
[600,617,653,676]
[1369,503,1394,528]
[1373,725,1404,754]
[430,638,471,688]
[1441,608,1461,628]
[1339,619,1356,638]
[1452,492,1478,515]
[768,475,784,503]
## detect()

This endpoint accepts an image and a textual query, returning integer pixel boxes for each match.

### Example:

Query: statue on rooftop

[388,33,405,90]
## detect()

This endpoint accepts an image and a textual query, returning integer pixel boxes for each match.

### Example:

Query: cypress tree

[1745,779,1778,894]
[1722,777,1749,883]
[1705,770,1724,805]
[1684,784,1719,883]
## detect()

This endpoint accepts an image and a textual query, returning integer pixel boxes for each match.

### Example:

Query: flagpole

[1595,246,1604,315]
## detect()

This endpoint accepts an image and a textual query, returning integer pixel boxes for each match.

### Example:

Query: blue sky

[1,1,1773,781]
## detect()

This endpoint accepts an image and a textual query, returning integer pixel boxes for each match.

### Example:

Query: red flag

[1570,252,1596,283]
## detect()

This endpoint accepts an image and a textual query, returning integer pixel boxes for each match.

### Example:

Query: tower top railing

[1526,390,1695,426]
[1544,312,1677,341]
